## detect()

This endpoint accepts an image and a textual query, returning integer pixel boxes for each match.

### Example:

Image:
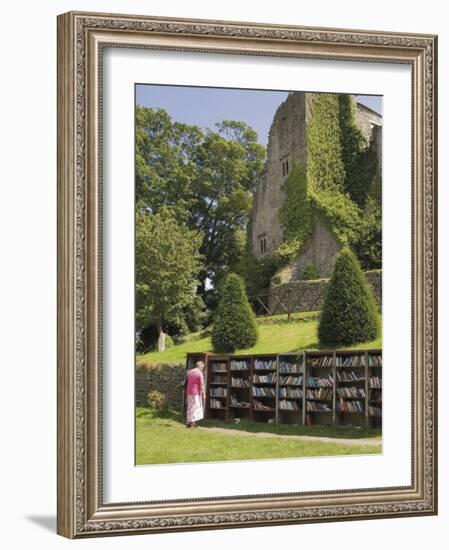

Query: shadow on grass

[137,407,381,440]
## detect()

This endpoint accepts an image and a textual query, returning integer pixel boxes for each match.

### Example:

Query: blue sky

[136,84,382,146]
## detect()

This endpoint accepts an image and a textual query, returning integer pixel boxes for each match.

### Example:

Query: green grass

[138,311,382,365]
[136,408,382,465]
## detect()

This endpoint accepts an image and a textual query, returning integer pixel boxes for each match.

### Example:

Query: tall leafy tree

[135,107,265,298]
[136,209,202,351]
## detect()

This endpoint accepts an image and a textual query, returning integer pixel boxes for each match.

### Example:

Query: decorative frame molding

[57,11,438,538]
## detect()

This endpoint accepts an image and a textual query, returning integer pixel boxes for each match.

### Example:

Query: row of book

[230,360,249,371]
[306,355,333,368]
[279,388,303,399]
[279,361,303,374]
[231,377,250,388]
[211,375,227,384]
[369,376,382,388]
[368,355,382,367]
[229,394,249,407]
[337,387,366,399]
[306,375,334,388]
[209,362,227,372]
[253,400,274,410]
[336,354,366,367]
[306,388,333,400]
[279,399,301,411]
[209,398,225,408]
[253,373,277,384]
[210,387,227,397]
[279,375,303,386]
[254,360,276,370]
[368,405,382,416]
[336,370,365,382]
[306,401,332,412]
[369,390,382,402]
[338,398,364,413]
[252,387,276,397]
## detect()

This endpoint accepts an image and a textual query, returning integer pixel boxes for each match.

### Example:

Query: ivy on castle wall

[278,93,382,270]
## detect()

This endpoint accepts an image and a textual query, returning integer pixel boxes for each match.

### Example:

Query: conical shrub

[318,247,379,346]
[211,273,258,353]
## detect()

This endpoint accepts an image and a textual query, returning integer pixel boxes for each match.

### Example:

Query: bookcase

[185,349,382,428]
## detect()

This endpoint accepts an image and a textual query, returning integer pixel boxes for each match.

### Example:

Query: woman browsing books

[185,361,206,428]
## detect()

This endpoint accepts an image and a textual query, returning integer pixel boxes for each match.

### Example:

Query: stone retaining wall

[268,269,381,315]
[136,362,185,411]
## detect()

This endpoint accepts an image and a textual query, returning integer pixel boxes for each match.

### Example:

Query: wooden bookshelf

[304,351,335,427]
[185,349,382,428]
[335,351,368,428]
[277,353,305,425]
[252,354,277,424]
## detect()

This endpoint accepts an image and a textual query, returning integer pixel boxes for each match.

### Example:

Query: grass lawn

[138,311,382,365]
[136,408,382,465]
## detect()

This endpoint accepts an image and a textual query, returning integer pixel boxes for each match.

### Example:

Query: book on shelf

[209,362,228,372]
[279,360,303,374]
[279,399,301,411]
[279,375,303,386]
[253,372,277,384]
[253,400,274,410]
[279,387,303,399]
[252,386,276,397]
[230,394,249,407]
[230,360,250,370]
[254,359,276,370]
[306,401,332,412]
[306,375,334,388]
[368,354,382,367]
[338,398,364,413]
[337,387,366,399]
[369,376,382,388]
[306,388,333,400]
[368,405,382,417]
[369,389,382,402]
[231,377,250,388]
[210,387,227,397]
[211,374,227,384]
[307,355,333,367]
[209,398,225,408]
[336,370,365,382]
[336,354,366,367]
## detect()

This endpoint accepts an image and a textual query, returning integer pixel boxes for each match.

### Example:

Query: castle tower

[250,91,382,281]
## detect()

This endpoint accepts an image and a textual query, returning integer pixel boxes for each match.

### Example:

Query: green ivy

[278,94,381,270]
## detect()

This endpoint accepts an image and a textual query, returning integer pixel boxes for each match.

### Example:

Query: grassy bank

[136,408,382,465]
[138,311,382,365]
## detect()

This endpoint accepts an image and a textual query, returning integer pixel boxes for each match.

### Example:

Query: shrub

[318,247,379,346]
[211,273,258,353]
[302,263,319,280]
[147,390,168,412]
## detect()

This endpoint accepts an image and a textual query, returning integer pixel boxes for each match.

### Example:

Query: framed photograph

[57,11,438,538]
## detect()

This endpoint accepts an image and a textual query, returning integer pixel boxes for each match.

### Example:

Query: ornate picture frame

[57,11,437,538]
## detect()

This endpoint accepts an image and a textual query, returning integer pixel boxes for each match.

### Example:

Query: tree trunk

[157,322,166,352]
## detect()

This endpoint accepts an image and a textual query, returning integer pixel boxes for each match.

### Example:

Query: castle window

[259,236,267,255]
[281,159,290,177]
[285,160,289,175]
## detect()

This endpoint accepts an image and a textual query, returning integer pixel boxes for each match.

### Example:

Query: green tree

[135,107,265,297]
[318,248,379,346]
[136,210,202,351]
[211,273,258,353]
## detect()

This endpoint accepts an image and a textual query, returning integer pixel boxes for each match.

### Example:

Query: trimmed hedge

[318,247,379,346]
[211,273,258,353]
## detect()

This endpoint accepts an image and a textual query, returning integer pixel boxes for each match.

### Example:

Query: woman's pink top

[186,368,204,396]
